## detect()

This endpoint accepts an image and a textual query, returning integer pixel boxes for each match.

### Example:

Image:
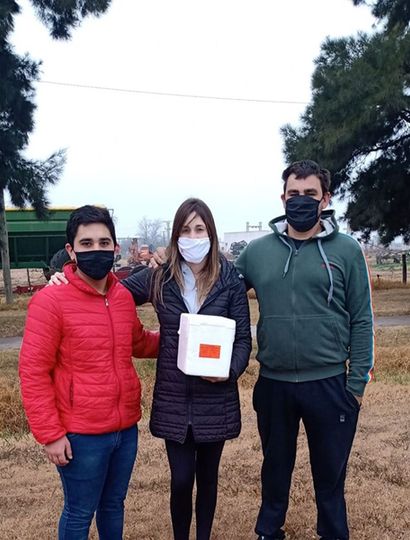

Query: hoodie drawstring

[279,236,293,278]
[278,236,334,305]
[317,239,334,305]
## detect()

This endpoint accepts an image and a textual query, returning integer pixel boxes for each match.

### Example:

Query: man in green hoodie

[235,160,374,540]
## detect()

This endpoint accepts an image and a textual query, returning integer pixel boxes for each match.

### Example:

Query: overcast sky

[9,0,375,238]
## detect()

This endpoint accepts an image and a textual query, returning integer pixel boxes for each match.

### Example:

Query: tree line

[1,0,409,303]
[281,0,409,245]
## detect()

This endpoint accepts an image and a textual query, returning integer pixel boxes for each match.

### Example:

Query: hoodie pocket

[256,316,295,370]
[295,315,349,368]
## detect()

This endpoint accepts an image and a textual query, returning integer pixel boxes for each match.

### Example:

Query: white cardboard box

[177,313,236,377]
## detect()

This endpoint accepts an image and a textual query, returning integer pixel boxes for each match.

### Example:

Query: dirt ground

[0,361,409,540]
[1,276,409,539]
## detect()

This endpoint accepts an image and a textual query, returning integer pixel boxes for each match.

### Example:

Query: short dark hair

[282,160,331,196]
[66,205,117,247]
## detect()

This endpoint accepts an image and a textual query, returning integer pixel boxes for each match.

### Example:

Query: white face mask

[178,237,211,264]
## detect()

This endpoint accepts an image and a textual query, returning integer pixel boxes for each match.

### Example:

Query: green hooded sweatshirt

[235,210,374,397]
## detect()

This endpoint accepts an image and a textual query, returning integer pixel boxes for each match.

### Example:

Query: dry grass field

[0,286,409,539]
[2,285,410,337]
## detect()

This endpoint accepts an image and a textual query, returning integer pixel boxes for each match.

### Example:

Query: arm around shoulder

[228,275,252,379]
[121,267,153,305]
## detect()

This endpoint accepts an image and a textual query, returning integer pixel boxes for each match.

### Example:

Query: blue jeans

[57,425,138,540]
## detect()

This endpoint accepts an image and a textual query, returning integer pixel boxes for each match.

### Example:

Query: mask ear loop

[317,195,325,218]
[69,249,77,263]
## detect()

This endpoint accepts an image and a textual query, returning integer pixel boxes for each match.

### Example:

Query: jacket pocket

[69,379,74,408]
[54,369,73,412]
[295,315,349,368]
[256,316,295,370]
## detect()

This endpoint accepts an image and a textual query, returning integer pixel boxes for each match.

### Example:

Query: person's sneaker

[257,537,284,540]
[257,533,285,540]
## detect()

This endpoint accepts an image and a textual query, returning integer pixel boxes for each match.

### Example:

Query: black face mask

[75,250,114,280]
[285,195,321,232]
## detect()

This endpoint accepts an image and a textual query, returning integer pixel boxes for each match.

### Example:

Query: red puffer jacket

[19,264,159,445]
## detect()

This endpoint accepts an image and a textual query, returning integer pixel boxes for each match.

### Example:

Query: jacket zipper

[291,241,312,382]
[179,279,226,432]
[167,281,194,430]
[171,270,227,434]
[105,296,121,429]
[187,378,193,426]
[292,248,299,382]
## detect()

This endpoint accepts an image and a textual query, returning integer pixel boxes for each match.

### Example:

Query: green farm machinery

[1,207,73,291]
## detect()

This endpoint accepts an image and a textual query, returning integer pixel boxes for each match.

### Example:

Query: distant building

[223,222,270,255]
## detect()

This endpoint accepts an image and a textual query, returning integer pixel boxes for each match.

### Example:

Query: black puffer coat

[122,256,251,443]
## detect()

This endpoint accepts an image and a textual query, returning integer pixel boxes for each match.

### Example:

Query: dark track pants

[253,373,360,540]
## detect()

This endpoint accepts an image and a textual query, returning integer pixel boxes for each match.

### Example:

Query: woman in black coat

[122,198,251,540]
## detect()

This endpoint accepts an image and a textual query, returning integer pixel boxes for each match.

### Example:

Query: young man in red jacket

[19,205,159,540]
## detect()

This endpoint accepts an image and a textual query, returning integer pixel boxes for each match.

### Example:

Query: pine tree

[0,1,111,303]
[282,0,410,244]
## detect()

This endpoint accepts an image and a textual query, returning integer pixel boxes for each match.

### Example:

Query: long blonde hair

[152,198,220,308]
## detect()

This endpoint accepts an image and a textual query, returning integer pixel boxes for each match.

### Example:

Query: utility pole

[403,253,407,284]
[0,189,13,304]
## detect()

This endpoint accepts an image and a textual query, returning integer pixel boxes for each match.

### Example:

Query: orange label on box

[199,344,221,359]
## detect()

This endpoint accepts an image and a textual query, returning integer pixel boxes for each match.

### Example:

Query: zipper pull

[105,297,109,307]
